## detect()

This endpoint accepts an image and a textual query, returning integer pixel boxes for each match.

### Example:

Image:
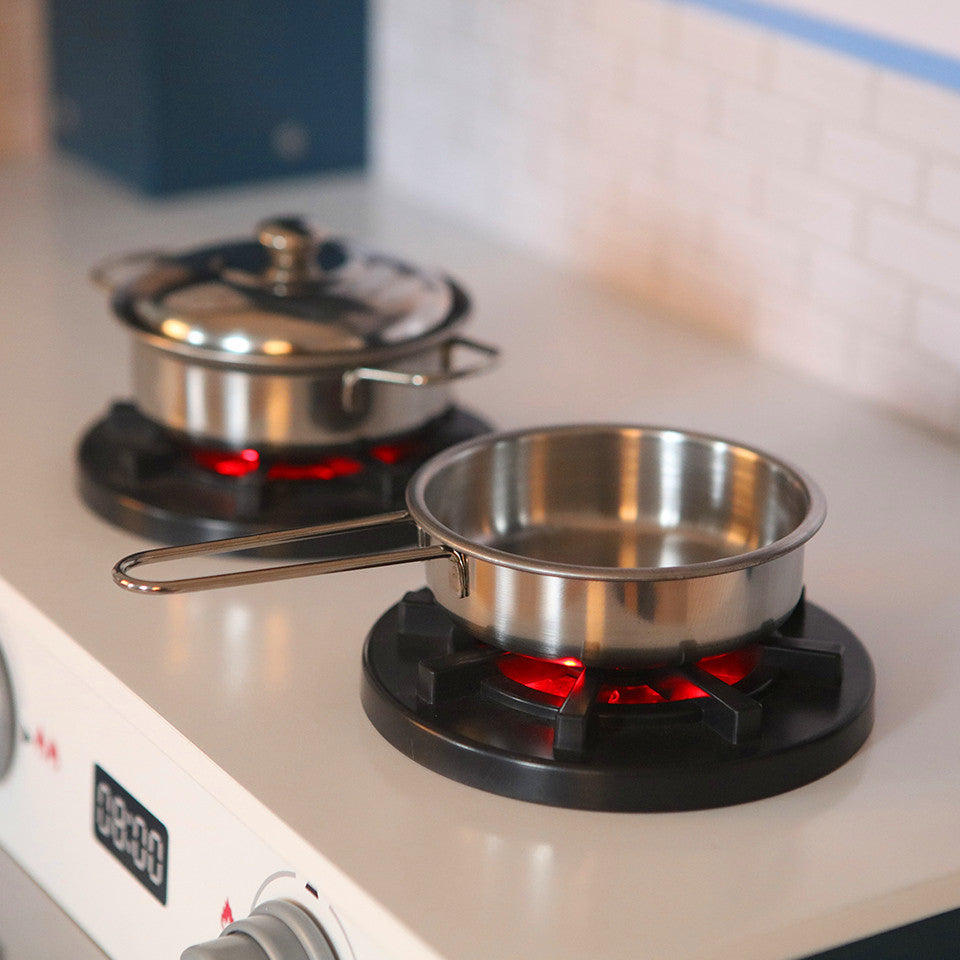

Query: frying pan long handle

[112,511,469,597]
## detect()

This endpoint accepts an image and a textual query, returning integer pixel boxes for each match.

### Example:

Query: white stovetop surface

[3,159,960,960]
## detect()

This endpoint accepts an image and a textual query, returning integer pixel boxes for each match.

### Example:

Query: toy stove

[3,168,960,960]
[0,563,876,960]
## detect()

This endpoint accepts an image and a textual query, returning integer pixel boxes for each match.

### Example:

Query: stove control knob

[181,900,338,960]
[0,642,15,780]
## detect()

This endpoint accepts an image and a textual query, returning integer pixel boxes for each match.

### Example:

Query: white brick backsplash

[471,0,552,64]
[371,13,421,79]
[674,6,768,84]
[493,180,576,263]
[462,85,538,170]
[720,83,816,166]
[428,32,502,99]
[422,142,498,225]
[875,73,960,158]
[631,54,717,130]
[571,206,661,302]
[415,0,465,32]
[500,65,572,132]
[374,0,458,36]
[818,126,920,206]
[771,36,874,121]
[540,131,624,219]
[668,130,757,205]
[925,161,960,232]
[550,14,629,103]
[581,96,666,189]
[866,207,960,300]
[378,74,459,145]
[705,205,808,291]
[761,168,859,248]
[373,0,960,439]
[462,95,533,179]
[580,0,670,49]
[649,247,754,341]
[853,336,960,433]
[915,293,960,372]
[809,249,910,337]
[753,296,854,386]
[624,173,710,256]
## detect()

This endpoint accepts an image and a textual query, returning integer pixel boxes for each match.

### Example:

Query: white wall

[765,0,960,61]
[372,0,960,439]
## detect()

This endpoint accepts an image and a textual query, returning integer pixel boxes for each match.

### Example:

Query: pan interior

[417,427,815,573]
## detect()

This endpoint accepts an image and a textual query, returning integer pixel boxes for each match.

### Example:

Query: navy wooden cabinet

[49,1,367,195]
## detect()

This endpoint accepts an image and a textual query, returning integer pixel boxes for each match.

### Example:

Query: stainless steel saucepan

[91,217,499,449]
[114,424,826,666]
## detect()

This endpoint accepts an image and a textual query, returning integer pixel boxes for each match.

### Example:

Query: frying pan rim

[405,422,827,582]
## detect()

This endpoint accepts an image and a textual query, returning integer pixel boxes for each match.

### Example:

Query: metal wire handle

[113,510,469,597]
[341,337,499,411]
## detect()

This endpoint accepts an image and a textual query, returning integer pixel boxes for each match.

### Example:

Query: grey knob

[0,642,15,780]
[182,936,267,960]
[181,900,337,960]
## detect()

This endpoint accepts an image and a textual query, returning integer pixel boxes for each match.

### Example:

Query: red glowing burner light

[268,456,363,481]
[192,448,364,480]
[369,440,419,464]
[193,447,262,477]
[498,646,761,705]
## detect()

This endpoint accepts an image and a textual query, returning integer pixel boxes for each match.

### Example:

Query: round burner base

[77,403,491,556]
[361,590,875,811]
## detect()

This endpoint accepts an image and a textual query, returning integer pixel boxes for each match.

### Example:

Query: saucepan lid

[93,217,469,368]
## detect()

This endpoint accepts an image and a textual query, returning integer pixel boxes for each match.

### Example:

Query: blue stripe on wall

[677,0,960,93]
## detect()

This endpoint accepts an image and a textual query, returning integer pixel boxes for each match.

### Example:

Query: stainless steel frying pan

[114,424,826,666]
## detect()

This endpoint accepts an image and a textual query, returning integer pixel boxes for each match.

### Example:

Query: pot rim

[406,423,827,582]
[119,277,473,372]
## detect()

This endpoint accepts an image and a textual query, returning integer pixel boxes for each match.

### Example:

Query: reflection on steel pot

[91,217,499,448]
[113,425,827,667]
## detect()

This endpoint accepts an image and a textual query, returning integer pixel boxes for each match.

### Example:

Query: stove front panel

[0,576,441,960]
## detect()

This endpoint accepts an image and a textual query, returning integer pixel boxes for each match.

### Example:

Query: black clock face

[93,765,168,905]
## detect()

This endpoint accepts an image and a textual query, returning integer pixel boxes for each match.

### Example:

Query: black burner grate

[77,402,490,554]
[361,589,875,811]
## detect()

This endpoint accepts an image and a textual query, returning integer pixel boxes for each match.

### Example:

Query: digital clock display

[93,765,168,904]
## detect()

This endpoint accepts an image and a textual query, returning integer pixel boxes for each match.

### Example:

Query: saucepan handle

[112,510,469,597]
[341,337,499,411]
